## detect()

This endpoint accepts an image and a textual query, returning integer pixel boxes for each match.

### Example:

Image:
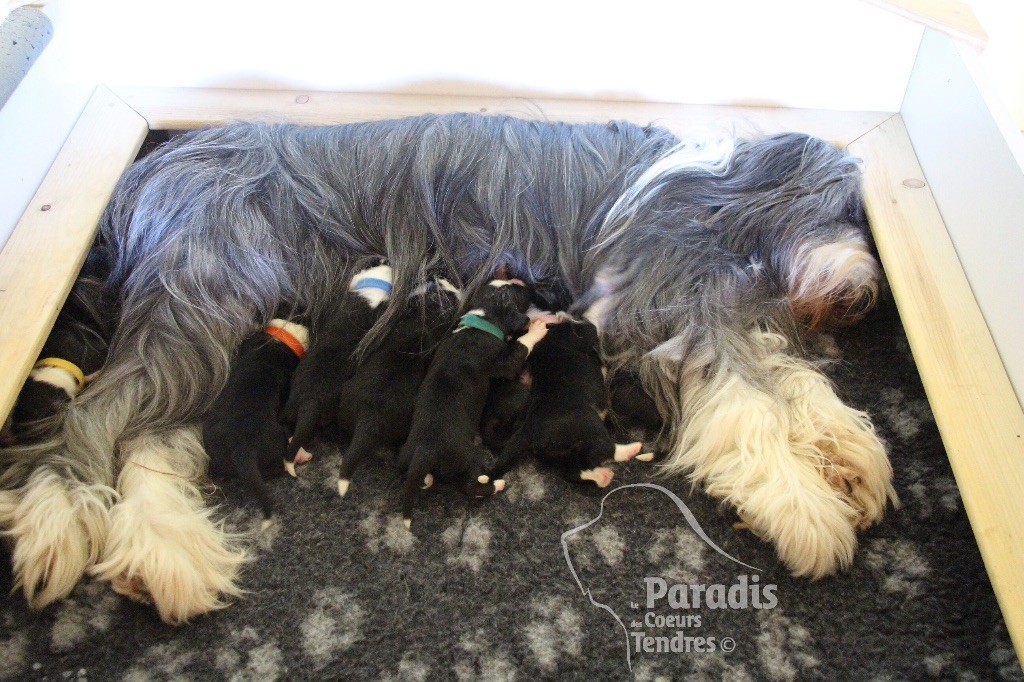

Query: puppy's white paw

[337,479,351,497]
[613,441,643,462]
[283,459,297,478]
[580,467,614,488]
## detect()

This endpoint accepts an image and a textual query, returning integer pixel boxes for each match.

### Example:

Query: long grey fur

[0,113,865,504]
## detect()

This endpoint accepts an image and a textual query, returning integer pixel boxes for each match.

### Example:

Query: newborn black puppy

[335,278,461,497]
[480,374,531,452]
[609,371,665,436]
[9,244,117,437]
[498,316,652,487]
[202,319,309,526]
[280,261,392,476]
[398,280,548,527]
[479,305,555,451]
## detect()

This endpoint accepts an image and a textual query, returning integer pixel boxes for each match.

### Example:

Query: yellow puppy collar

[34,357,87,390]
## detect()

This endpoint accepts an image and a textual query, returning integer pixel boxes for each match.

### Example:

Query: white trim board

[900,29,1024,411]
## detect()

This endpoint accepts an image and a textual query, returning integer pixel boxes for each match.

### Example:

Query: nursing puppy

[335,279,461,497]
[281,262,393,476]
[479,375,531,453]
[202,320,308,526]
[10,245,116,436]
[608,371,665,438]
[398,280,547,527]
[498,317,652,487]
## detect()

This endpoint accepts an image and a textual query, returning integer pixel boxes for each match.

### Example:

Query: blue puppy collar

[354,277,393,294]
[457,314,506,341]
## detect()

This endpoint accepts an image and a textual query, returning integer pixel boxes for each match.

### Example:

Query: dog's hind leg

[237,450,275,529]
[0,468,114,609]
[336,420,384,497]
[458,444,505,498]
[91,426,246,624]
[492,425,532,479]
[572,429,617,488]
[283,406,320,477]
[400,448,434,529]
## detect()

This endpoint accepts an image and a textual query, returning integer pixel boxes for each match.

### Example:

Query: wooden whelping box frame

[1,84,1022,664]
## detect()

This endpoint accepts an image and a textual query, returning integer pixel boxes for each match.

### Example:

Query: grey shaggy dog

[0,114,896,623]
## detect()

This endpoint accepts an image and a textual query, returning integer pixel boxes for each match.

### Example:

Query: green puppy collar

[457,313,506,341]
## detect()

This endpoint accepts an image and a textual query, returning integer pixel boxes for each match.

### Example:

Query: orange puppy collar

[264,326,306,359]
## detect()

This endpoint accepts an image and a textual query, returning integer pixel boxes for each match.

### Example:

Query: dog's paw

[612,441,643,462]
[294,448,313,465]
[817,425,897,531]
[1,475,112,609]
[92,480,245,624]
[781,363,897,531]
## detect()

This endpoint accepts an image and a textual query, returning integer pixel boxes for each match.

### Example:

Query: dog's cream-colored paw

[92,448,245,625]
[777,356,898,532]
[2,475,113,609]
[93,494,245,624]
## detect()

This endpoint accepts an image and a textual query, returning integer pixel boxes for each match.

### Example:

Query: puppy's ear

[511,312,530,334]
[578,321,600,347]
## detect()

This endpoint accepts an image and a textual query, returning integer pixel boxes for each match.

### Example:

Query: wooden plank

[0,85,147,423]
[114,86,893,147]
[849,114,1024,663]
[860,0,987,49]
[901,29,1024,416]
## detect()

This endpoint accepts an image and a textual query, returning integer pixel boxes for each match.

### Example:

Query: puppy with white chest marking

[8,245,116,439]
[497,316,652,488]
[398,279,548,527]
[280,261,393,476]
[335,278,461,497]
[202,319,309,525]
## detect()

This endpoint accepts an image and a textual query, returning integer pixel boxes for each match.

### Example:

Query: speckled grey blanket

[1,295,1021,681]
